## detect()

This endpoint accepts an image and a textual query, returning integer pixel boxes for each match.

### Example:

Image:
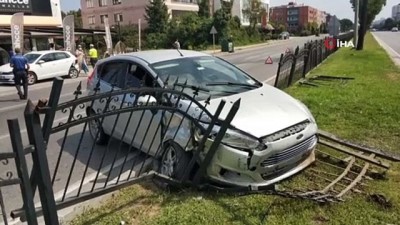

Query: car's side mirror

[37,60,45,64]
[137,95,157,106]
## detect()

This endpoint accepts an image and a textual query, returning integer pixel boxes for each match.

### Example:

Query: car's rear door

[95,61,128,138]
[53,52,73,76]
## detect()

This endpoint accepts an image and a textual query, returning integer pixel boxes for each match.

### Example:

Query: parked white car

[0,50,79,85]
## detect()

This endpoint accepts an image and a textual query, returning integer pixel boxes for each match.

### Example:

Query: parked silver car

[86,50,318,188]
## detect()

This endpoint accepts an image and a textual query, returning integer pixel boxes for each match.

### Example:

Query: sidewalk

[371,33,400,67]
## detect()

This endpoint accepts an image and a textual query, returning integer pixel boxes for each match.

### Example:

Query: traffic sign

[210,26,218,35]
[265,56,273,64]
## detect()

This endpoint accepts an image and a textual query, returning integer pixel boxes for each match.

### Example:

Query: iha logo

[324,37,355,50]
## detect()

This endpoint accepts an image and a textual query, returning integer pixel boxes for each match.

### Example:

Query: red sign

[324,37,337,50]
[265,56,273,64]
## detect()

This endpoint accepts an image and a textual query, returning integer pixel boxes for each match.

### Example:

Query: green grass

[69,33,400,225]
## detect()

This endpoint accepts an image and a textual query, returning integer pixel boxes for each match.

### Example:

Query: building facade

[270,2,327,32]
[392,4,400,21]
[81,0,200,29]
[213,0,270,27]
[0,0,62,62]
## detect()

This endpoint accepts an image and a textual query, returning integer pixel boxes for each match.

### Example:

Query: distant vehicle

[0,50,79,85]
[392,27,398,32]
[371,28,377,32]
[280,32,290,40]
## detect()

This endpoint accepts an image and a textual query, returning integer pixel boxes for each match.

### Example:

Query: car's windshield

[150,56,262,100]
[24,53,41,64]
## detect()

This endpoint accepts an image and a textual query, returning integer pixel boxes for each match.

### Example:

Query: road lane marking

[0,110,85,141]
[0,90,88,114]
[0,77,86,97]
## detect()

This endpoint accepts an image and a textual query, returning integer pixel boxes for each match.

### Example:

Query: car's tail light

[87,66,96,86]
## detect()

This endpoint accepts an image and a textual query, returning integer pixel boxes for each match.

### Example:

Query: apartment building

[270,2,327,32]
[81,0,199,29]
[213,0,270,26]
[392,3,400,21]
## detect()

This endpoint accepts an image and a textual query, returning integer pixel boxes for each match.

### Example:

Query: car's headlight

[193,124,265,151]
[221,129,265,150]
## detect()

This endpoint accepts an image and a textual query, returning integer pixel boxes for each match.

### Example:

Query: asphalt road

[0,35,325,225]
[372,31,400,66]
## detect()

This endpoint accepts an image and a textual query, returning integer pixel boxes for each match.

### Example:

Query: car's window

[100,61,127,88]
[150,56,261,100]
[24,53,41,63]
[125,63,154,88]
[40,53,56,62]
[54,52,70,60]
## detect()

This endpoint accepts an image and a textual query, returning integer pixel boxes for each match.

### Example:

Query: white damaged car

[86,50,318,188]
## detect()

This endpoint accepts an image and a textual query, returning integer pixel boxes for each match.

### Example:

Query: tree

[242,0,267,31]
[61,9,83,28]
[145,0,169,34]
[350,0,386,50]
[198,0,210,18]
[340,18,353,32]
[384,18,395,30]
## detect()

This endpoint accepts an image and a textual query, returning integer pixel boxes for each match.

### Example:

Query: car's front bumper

[205,124,318,188]
[0,74,14,84]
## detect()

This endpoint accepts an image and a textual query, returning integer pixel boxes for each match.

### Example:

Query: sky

[60,0,399,21]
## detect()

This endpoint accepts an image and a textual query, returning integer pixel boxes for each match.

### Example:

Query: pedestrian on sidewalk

[88,44,98,68]
[10,47,30,100]
[173,39,180,49]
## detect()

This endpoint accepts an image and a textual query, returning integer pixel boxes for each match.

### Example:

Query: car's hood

[206,84,313,138]
[0,63,13,73]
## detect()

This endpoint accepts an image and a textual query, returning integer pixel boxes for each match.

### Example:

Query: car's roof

[25,50,71,55]
[116,49,211,64]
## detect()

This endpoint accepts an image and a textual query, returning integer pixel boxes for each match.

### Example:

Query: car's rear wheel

[68,67,79,79]
[27,72,37,85]
[88,109,109,145]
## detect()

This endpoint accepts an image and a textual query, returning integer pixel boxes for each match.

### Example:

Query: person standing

[88,44,98,67]
[75,45,87,75]
[10,47,30,100]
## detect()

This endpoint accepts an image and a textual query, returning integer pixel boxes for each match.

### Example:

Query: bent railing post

[303,42,311,78]
[274,54,284,87]
[24,101,59,225]
[288,46,300,86]
[7,119,38,225]
[193,99,241,185]
[181,100,226,182]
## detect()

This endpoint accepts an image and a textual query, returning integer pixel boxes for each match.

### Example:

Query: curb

[371,33,400,67]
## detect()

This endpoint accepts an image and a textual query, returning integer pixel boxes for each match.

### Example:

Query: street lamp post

[117,21,121,42]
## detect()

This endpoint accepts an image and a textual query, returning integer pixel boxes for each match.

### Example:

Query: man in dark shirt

[10,48,30,100]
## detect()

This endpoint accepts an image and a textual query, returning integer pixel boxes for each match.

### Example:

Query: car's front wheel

[153,141,192,189]
[68,67,79,79]
[27,72,37,85]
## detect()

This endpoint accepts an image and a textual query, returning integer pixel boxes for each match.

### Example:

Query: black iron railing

[274,32,354,89]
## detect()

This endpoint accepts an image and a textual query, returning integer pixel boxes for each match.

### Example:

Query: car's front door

[120,63,163,156]
[35,53,57,79]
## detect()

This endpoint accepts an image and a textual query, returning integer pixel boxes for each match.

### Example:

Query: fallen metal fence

[6,77,240,225]
[274,32,354,89]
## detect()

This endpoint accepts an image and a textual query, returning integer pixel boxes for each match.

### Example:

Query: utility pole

[354,0,359,46]
[138,18,141,51]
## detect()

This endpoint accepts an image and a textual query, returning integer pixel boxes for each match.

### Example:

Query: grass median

[69,33,400,225]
